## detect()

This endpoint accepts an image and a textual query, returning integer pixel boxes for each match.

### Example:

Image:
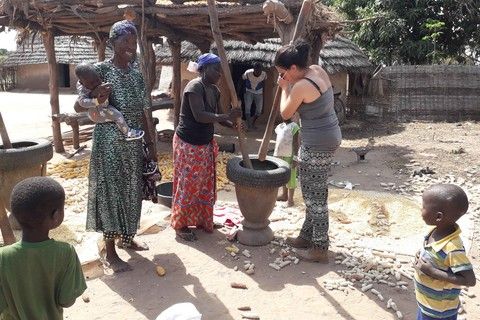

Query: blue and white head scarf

[187,53,221,73]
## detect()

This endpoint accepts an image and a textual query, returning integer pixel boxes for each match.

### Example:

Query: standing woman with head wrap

[171,53,242,241]
[86,20,156,272]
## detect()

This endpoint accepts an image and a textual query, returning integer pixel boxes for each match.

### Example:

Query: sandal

[176,228,197,242]
[126,128,145,141]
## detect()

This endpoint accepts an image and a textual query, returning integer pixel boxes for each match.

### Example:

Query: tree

[324,0,480,65]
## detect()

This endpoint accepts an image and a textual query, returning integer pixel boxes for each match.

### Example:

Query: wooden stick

[42,30,65,153]
[207,0,253,169]
[0,204,16,245]
[168,39,182,129]
[0,112,12,149]
[257,0,314,161]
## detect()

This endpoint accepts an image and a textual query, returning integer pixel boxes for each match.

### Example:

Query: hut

[0,0,341,152]
[1,36,108,91]
[155,36,374,123]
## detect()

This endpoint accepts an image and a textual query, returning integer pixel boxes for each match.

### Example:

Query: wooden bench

[151,97,174,111]
[52,112,161,150]
[52,112,94,150]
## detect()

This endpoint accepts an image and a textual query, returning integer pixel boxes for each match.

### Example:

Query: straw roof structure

[0,0,341,45]
[1,36,112,67]
[156,36,374,74]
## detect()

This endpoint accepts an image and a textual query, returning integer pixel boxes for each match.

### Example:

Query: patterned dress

[86,59,147,244]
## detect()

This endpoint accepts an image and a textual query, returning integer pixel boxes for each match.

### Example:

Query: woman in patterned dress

[275,40,342,263]
[86,20,155,272]
[171,53,242,241]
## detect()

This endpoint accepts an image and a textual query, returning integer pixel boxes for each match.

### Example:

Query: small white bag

[156,303,202,320]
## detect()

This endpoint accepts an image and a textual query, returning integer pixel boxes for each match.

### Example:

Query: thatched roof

[155,36,374,74]
[0,0,341,46]
[1,36,111,67]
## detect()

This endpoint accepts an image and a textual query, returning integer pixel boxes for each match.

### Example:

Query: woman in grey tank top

[274,39,342,263]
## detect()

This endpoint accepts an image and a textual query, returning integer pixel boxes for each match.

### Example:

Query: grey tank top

[297,78,342,151]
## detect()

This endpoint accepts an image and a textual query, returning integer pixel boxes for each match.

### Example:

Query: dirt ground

[1,91,479,320]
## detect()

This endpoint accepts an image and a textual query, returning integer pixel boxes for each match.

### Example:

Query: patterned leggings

[103,231,135,246]
[298,146,334,250]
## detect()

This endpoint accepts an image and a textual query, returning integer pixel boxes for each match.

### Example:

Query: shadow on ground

[101,251,234,320]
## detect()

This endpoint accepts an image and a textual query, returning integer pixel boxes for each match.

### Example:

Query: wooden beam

[258,0,314,161]
[207,0,252,169]
[94,36,108,61]
[42,30,65,153]
[168,38,182,129]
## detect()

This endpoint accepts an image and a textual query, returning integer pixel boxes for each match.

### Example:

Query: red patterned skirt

[171,133,219,232]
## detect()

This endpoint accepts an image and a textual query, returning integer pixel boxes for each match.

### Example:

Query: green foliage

[324,0,480,65]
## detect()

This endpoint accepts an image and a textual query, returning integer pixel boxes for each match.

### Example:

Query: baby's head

[421,184,468,227]
[75,63,101,90]
[10,177,65,232]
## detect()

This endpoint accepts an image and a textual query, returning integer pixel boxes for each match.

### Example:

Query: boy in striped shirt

[414,184,476,320]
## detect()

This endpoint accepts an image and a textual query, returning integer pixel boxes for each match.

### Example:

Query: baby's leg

[103,105,145,140]
[87,106,111,124]
[101,105,129,135]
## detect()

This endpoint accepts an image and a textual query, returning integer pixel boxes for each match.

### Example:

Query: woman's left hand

[277,75,289,90]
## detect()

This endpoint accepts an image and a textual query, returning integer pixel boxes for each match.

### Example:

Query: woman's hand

[91,83,112,103]
[277,75,289,91]
[227,108,242,122]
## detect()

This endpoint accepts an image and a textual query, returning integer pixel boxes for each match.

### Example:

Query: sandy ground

[1,91,480,320]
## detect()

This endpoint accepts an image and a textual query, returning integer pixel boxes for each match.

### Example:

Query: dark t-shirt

[176,78,220,145]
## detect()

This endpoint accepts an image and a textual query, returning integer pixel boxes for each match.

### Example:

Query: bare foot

[287,200,295,207]
[295,248,329,263]
[176,228,197,241]
[105,255,132,273]
[118,239,149,251]
[286,236,311,248]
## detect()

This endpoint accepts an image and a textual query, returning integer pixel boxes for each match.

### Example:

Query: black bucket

[156,181,173,208]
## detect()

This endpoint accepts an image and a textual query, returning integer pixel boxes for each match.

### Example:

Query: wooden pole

[207,0,253,169]
[257,0,314,161]
[42,31,65,153]
[0,112,12,149]
[0,112,15,244]
[95,36,107,62]
[168,38,182,129]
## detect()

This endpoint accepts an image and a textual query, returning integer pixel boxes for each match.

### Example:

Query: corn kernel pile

[48,158,90,180]
[156,152,232,190]
[47,152,233,190]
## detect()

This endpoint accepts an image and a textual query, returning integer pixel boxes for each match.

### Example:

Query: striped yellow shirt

[414,224,472,318]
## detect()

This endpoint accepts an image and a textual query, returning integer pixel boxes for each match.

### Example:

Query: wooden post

[148,42,157,91]
[71,120,80,150]
[42,31,64,153]
[207,0,253,169]
[138,36,158,156]
[0,112,12,149]
[257,0,314,161]
[168,38,182,129]
[95,36,107,62]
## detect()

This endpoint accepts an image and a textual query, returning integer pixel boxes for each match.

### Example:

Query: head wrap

[186,53,221,73]
[197,53,220,68]
[109,20,137,42]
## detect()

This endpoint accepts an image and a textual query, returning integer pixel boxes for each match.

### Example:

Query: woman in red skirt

[172,53,241,241]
